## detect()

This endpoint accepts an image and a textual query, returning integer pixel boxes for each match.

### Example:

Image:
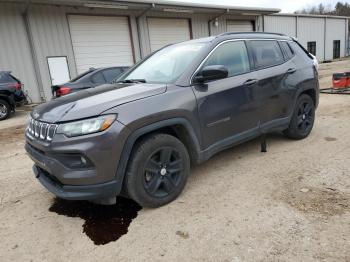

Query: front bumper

[25,120,130,201]
[33,165,118,200]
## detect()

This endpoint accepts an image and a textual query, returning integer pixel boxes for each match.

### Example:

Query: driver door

[191,41,261,149]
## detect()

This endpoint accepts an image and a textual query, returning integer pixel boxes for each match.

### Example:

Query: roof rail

[217,31,288,38]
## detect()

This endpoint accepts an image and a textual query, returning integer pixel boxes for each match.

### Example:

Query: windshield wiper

[117,79,146,84]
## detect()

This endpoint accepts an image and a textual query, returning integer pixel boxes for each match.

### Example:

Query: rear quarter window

[249,40,284,69]
[279,41,295,60]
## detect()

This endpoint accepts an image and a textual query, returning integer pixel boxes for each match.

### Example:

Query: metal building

[263,14,349,62]
[0,0,348,103]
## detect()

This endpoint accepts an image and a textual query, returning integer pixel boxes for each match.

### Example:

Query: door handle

[244,79,258,85]
[286,68,296,74]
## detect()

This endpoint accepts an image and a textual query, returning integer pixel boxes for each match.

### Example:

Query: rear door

[192,40,260,149]
[247,40,296,129]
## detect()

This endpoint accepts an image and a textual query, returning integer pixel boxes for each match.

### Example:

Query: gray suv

[25,33,319,207]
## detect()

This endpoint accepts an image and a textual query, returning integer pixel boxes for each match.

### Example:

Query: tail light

[9,83,23,90]
[56,86,71,97]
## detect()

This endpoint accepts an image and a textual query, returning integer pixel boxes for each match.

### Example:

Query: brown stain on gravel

[283,186,349,216]
[324,137,337,142]
[0,125,25,143]
[49,197,142,245]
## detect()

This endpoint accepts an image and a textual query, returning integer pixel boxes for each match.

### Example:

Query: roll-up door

[148,18,191,52]
[68,15,134,74]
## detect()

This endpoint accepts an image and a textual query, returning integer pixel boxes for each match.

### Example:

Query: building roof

[118,0,281,13]
[271,13,349,20]
[2,0,280,14]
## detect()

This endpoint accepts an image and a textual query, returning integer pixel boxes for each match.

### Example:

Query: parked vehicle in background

[0,71,27,120]
[51,66,129,98]
[26,33,319,208]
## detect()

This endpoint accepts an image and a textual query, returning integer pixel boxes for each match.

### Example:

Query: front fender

[113,118,201,196]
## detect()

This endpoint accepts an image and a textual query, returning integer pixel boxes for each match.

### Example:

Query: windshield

[118,42,206,84]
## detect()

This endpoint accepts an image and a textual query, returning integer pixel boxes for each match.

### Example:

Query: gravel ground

[0,60,349,262]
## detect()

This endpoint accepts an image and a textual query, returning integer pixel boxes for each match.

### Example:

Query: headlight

[56,115,116,137]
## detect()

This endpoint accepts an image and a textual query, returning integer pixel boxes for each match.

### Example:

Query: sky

[169,0,342,13]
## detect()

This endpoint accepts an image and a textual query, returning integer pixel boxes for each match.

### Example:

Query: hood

[33,83,167,123]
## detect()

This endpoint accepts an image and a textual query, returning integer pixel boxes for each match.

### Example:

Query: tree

[295,1,350,16]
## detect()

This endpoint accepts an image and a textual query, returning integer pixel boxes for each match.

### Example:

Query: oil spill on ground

[49,197,142,245]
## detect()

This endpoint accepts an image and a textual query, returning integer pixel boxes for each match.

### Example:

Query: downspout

[208,9,229,36]
[23,0,45,102]
[295,15,298,38]
[324,17,327,61]
[136,3,154,59]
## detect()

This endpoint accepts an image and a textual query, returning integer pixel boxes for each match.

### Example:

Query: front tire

[284,94,315,139]
[125,133,190,208]
[0,99,11,121]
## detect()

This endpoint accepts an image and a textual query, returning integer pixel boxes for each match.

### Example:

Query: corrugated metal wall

[264,15,348,61]
[0,3,41,103]
[298,17,325,61]
[26,4,141,100]
[325,18,347,59]
[264,15,296,37]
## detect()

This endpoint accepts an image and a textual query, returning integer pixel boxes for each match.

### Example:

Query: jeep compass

[25,33,319,207]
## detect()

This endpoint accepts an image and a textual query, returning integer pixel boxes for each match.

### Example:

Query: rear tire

[284,94,315,139]
[0,99,10,121]
[125,133,190,208]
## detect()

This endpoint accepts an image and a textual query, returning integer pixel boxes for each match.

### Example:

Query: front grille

[27,117,58,141]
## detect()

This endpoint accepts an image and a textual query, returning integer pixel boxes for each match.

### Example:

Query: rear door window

[202,41,250,77]
[0,73,16,84]
[102,68,124,82]
[249,40,284,69]
[91,72,106,84]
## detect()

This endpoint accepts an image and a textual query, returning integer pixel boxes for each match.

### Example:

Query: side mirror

[194,65,228,83]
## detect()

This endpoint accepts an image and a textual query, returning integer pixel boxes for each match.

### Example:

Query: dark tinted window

[280,41,294,60]
[202,41,250,77]
[0,73,16,84]
[250,40,284,69]
[91,72,106,84]
[70,69,96,83]
[307,42,316,56]
[102,68,124,82]
[333,40,340,59]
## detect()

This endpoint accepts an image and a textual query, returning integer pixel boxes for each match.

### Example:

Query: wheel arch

[114,118,202,196]
[0,94,15,111]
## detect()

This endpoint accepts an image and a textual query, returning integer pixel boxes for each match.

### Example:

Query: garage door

[148,18,191,52]
[227,20,254,32]
[68,15,134,74]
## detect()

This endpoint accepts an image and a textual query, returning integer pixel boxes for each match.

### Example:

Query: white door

[47,57,70,85]
[227,20,254,32]
[68,15,134,74]
[148,18,191,52]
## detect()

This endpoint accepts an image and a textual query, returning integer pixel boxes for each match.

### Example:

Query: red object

[56,86,71,96]
[332,72,350,89]
[9,83,23,90]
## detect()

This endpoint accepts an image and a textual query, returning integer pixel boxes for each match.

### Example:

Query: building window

[333,40,341,59]
[307,42,316,56]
